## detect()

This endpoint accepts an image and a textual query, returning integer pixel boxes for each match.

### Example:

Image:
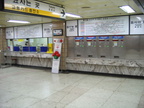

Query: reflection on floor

[0,67,144,108]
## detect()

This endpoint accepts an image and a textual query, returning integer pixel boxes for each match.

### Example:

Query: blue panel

[75,37,84,40]
[86,36,96,39]
[99,36,110,39]
[40,47,48,52]
[13,46,20,51]
[23,47,29,52]
[112,36,124,39]
[30,47,37,52]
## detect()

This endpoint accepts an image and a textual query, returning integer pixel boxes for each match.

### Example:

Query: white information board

[6,27,14,39]
[130,15,144,34]
[43,23,53,37]
[78,16,129,36]
[14,24,42,38]
[66,20,78,36]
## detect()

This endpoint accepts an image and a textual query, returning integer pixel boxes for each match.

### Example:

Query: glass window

[7,40,12,47]
[13,39,28,46]
[30,38,47,47]
[48,37,53,44]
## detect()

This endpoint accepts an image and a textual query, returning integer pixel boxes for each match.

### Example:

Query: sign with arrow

[0,0,66,19]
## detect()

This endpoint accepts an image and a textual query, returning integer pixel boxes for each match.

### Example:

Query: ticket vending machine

[86,36,98,58]
[111,36,125,59]
[98,36,111,58]
[74,37,86,57]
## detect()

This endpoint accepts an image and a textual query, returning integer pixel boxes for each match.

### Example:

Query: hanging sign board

[0,0,65,19]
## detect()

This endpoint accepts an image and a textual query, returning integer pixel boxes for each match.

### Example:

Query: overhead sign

[0,0,65,19]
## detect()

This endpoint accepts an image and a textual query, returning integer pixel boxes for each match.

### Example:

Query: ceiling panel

[0,0,143,27]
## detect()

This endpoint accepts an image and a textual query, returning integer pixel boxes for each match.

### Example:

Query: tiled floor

[0,67,144,108]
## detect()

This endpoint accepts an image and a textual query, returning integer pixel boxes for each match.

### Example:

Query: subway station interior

[0,0,144,108]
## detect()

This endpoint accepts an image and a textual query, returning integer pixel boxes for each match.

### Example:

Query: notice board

[66,20,78,36]
[130,15,144,34]
[78,16,129,36]
[43,23,53,37]
[14,24,42,39]
[6,27,14,39]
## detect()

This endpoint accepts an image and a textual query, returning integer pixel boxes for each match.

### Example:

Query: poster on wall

[66,20,78,36]
[78,16,129,36]
[14,24,42,38]
[6,27,14,39]
[43,23,53,37]
[130,15,144,34]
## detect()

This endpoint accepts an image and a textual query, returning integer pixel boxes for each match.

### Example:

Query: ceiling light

[66,13,81,18]
[81,7,90,9]
[119,5,135,13]
[7,20,30,23]
[136,17,142,20]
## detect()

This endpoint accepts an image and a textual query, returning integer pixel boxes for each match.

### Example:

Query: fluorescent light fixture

[66,13,81,18]
[119,5,135,13]
[136,17,142,20]
[7,20,30,23]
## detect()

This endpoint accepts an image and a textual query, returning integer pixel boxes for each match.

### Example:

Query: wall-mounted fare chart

[78,16,129,36]
[130,15,144,34]
[14,24,42,38]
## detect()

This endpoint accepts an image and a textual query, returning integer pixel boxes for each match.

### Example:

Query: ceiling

[0,0,143,27]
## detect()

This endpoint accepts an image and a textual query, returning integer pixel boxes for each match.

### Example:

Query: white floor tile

[44,91,68,103]
[65,95,106,108]
[101,99,138,108]
[109,91,141,104]
[0,96,40,108]
[0,91,21,103]
[0,67,144,108]
[26,88,57,99]
[59,92,82,104]
[28,100,65,108]
[83,88,114,100]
